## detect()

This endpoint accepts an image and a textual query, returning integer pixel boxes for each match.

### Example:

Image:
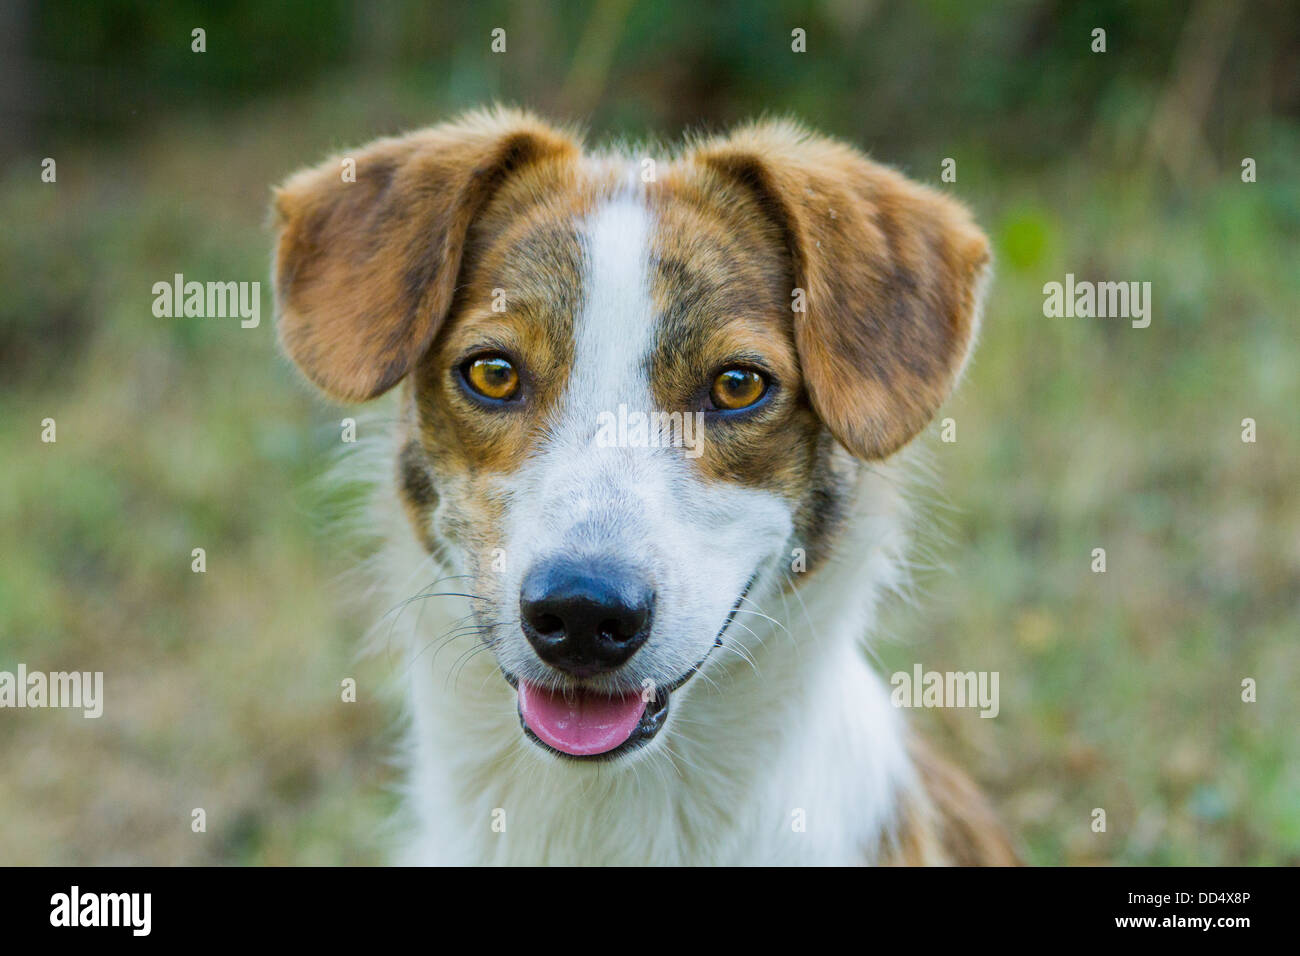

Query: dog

[271,107,1017,865]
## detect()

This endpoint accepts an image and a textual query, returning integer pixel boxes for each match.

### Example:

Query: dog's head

[273,108,989,761]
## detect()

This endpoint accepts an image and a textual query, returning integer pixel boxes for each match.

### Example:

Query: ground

[1,84,1297,864]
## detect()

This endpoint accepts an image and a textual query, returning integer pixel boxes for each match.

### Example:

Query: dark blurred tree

[3,0,1296,172]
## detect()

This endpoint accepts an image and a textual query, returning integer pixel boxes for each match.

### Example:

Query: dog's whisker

[717,630,761,675]
[659,736,708,778]
[448,643,498,694]
[383,588,491,621]
[406,619,511,678]
[730,603,790,640]
[735,592,783,620]
[377,583,494,661]
[781,568,817,665]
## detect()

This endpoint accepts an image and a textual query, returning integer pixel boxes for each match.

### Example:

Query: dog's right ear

[272,108,579,402]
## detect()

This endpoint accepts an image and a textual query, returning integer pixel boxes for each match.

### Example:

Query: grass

[1,82,1297,864]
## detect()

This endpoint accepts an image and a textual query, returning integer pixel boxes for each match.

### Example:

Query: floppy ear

[272,108,579,402]
[693,121,990,460]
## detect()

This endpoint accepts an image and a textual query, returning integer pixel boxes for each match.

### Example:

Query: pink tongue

[518,681,647,756]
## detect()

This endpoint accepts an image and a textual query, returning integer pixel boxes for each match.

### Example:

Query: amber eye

[463,355,520,402]
[709,367,768,411]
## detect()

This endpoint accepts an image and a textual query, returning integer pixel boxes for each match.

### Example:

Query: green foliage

[1,0,1296,864]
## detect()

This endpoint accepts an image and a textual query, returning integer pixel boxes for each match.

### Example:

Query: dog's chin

[501,666,698,762]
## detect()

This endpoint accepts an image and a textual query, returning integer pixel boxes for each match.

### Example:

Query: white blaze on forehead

[567,195,658,420]
[500,191,663,548]
[502,191,670,566]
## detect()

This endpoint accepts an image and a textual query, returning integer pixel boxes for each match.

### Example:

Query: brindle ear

[694,121,990,460]
[272,108,579,402]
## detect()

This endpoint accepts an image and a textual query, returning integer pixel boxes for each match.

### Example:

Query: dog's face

[273,108,989,762]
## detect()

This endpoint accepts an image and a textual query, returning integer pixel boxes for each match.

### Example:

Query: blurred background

[1,0,1297,865]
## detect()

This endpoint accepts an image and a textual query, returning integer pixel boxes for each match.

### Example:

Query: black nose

[520,559,653,676]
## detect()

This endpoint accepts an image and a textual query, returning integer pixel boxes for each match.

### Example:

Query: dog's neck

[388,463,919,865]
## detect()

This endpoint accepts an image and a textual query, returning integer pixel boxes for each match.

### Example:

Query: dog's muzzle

[507,561,757,761]
[512,556,659,758]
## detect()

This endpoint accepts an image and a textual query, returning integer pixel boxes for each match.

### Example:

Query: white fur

[370,188,923,865]
[387,460,917,865]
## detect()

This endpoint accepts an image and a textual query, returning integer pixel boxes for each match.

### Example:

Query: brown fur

[272,108,1011,865]
[397,147,609,578]
[881,735,1021,865]
[648,168,809,488]
[273,107,580,402]
[693,121,990,461]
[638,167,861,576]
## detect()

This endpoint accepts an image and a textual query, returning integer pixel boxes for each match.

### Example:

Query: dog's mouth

[513,674,677,760]
[504,573,758,761]
[501,663,695,760]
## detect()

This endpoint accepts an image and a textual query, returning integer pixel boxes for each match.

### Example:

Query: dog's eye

[463,355,520,402]
[709,367,768,411]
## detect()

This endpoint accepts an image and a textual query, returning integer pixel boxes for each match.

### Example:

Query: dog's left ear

[694,121,990,460]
